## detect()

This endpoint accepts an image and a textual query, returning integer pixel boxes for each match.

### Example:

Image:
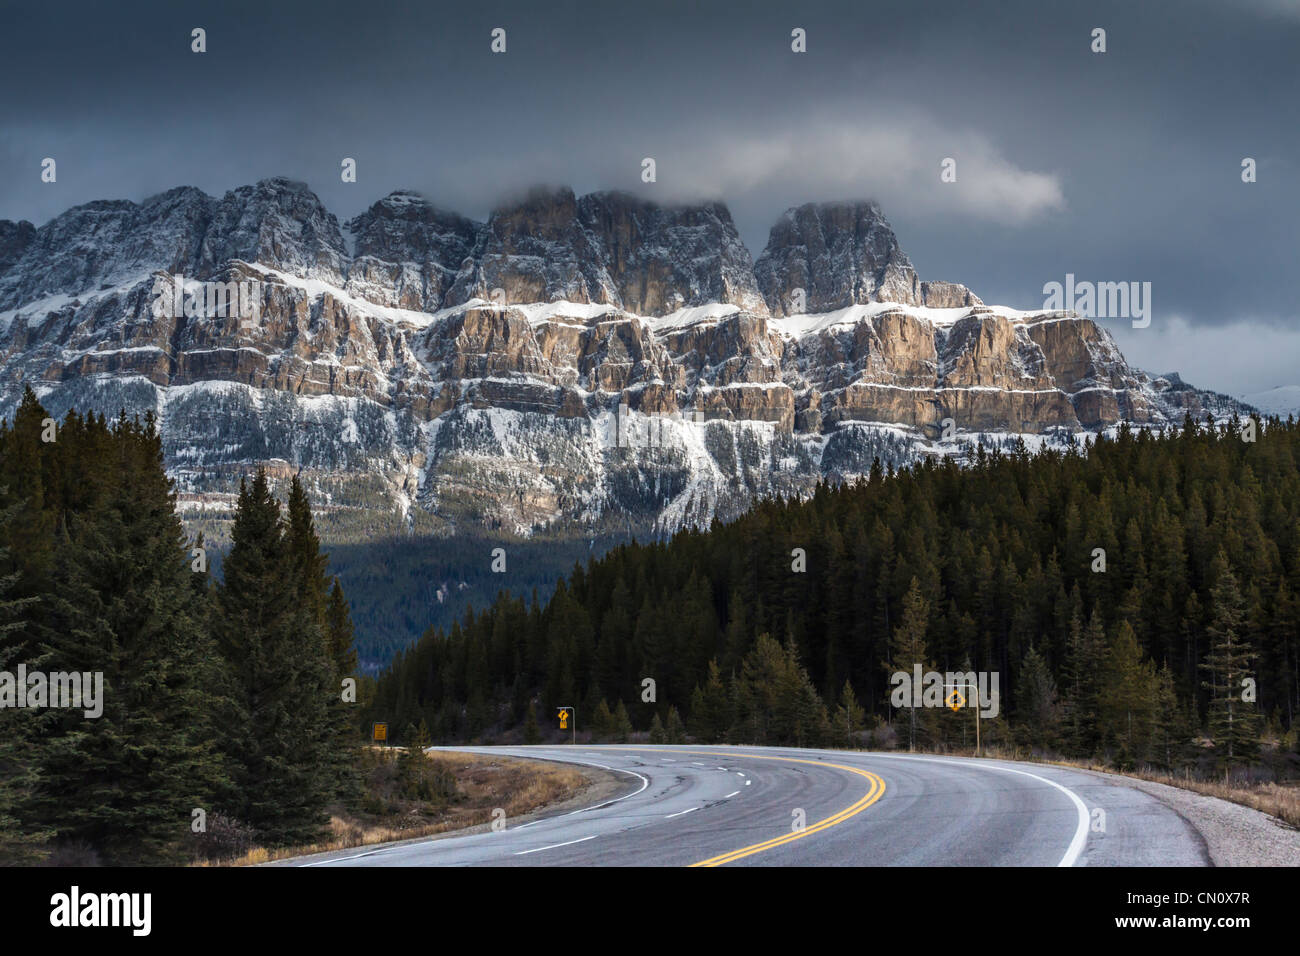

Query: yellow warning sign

[373,722,388,742]
[558,708,569,730]
[945,690,965,712]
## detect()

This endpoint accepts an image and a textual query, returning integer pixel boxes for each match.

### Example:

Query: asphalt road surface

[289,745,1211,867]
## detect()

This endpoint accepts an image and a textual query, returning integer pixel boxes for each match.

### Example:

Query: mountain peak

[755,199,979,314]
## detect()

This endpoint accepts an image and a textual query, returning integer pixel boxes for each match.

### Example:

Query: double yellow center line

[609,748,887,867]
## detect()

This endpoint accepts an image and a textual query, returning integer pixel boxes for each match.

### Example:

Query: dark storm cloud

[0,0,1295,393]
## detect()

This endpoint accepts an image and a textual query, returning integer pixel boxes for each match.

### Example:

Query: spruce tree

[1201,559,1263,770]
[26,412,229,863]
[1062,607,1106,756]
[664,705,685,744]
[0,500,49,863]
[886,578,932,751]
[591,699,615,741]
[1151,662,1189,770]
[1101,620,1157,768]
[688,659,730,743]
[1016,645,1061,751]
[613,700,633,742]
[834,680,866,749]
[213,470,332,847]
[523,703,541,744]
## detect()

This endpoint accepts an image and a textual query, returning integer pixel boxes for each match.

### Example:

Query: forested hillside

[372,413,1299,775]
[0,389,360,864]
[325,532,633,672]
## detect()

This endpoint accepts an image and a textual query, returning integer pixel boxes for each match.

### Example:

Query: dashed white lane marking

[666,806,699,819]
[724,790,740,798]
[745,780,752,785]
[736,772,746,777]
[662,758,676,762]
[514,834,597,856]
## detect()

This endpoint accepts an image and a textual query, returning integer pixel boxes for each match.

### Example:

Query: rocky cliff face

[753,201,982,314]
[0,179,1242,536]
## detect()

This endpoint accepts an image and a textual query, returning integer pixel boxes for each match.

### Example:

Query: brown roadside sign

[373,722,388,742]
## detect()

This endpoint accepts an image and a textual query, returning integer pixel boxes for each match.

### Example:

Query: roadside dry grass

[208,749,593,866]
[1050,759,1300,828]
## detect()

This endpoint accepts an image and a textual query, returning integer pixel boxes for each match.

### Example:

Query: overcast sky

[1,0,1296,395]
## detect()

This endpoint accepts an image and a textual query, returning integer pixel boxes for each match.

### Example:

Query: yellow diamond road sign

[945,690,965,712]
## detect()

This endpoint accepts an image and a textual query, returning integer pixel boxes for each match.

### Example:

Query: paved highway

[288,745,1210,867]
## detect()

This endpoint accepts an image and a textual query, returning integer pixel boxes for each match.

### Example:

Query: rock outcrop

[753,201,981,315]
[0,179,1242,536]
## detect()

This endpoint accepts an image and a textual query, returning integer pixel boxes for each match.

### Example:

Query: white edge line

[563,764,650,815]
[300,750,648,865]
[864,753,1090,867]
[514,834,597,856]
[300,846,387,867]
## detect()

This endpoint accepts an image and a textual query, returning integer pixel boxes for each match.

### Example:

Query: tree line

[0,388,360,864]
[371,413,1298,776]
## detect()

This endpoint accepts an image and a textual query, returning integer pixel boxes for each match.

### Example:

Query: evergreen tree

[1101,620,1157,768]
[1062,607,1106,756]
[213,470,333,847]
[1017,646,1061,751]
[648,712,666,744]
[886,578,932,751]
[591,699,615,741]
[1201,559,1263,770]
[688,659,729,743]
[1151,662,1190,770]
[288,480,358,801]
[25,412,229,863]
[665,705,685,744]
[0,500,49,863]
[523,702,541,744]
[613,700,633,742]
[833,680,866,749]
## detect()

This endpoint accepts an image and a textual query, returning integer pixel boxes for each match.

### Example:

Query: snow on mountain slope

[0,179,1246,538]
[1240,385,1300,418]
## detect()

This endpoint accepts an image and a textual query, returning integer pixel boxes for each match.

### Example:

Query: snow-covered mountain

[1239,385,1300,419]
[0,178,1243,536]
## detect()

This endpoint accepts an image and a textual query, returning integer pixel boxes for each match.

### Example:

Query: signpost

[557,706,575,745]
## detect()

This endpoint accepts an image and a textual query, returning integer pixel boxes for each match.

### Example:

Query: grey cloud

[0,0,1295,394]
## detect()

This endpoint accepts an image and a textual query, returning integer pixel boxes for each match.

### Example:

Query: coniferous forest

[4,385,1299,864]
[371,413,1300,779]
[0,388,359,864]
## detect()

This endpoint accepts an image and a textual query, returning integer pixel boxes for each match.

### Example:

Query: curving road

[289,745,1211,867]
